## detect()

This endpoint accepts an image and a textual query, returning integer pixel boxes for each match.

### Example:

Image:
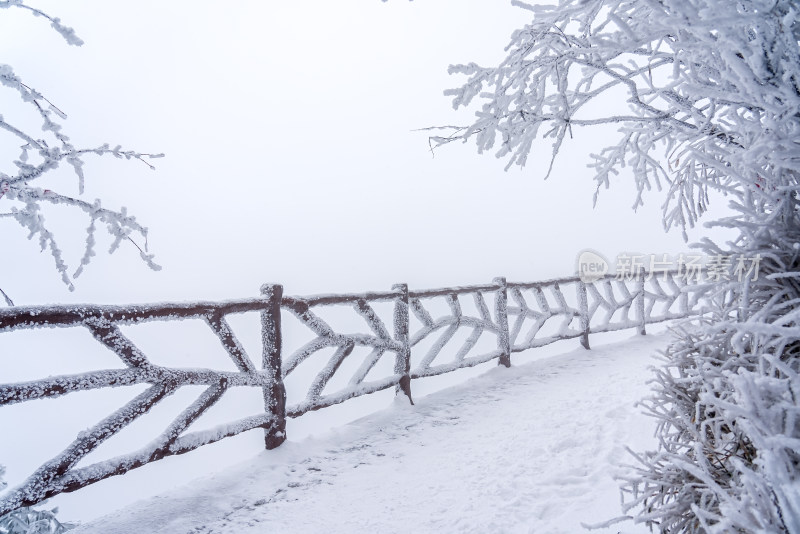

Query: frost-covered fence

[0,271,708,516]
[0,285,286,518]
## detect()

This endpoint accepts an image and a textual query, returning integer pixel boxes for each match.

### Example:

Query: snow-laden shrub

[0,466,73,534]
[621,216,800,532]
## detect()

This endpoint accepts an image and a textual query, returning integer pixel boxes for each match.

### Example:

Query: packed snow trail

[73,332,671,534]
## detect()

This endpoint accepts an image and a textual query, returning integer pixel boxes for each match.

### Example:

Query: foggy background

[1,0,735,524]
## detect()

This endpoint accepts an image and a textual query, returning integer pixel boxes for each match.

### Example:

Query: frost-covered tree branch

[437,0,800,236]
[0,1,162,296]
[437,1,800,532]
[0,0,83,46]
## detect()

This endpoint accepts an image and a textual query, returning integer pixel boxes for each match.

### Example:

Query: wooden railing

[0,271,709,516]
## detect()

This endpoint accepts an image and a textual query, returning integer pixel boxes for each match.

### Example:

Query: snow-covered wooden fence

[0,271,709,516]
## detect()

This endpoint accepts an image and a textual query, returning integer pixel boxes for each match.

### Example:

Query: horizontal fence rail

[0,271,711,516]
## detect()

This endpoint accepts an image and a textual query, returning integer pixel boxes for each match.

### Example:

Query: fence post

[578,280,590,350]
[261,283,286,450]
[636,276,647,335]
[392,283,414,404]
[493,277,511,367]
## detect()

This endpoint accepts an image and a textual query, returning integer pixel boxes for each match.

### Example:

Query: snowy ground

[71,332,672,534]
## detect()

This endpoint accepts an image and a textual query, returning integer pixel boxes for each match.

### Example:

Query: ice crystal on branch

[0,1,162,296]
[436,0,800,236]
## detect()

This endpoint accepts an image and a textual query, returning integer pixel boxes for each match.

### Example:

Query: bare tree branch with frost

[0,0,162,299]
[437,1,800,532]
[434,0,799,236]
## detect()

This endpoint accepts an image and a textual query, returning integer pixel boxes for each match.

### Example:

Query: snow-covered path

[73,333,670,534]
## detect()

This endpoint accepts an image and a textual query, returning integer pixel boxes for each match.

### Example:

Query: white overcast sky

[0,0,735,306]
